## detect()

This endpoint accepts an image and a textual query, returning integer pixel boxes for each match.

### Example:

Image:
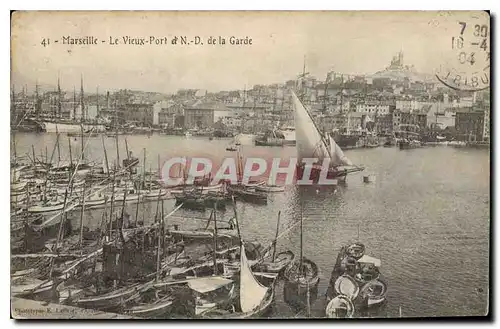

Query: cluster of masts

[11,76,118,124]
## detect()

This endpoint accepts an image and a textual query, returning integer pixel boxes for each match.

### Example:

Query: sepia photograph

[9,10,490,319]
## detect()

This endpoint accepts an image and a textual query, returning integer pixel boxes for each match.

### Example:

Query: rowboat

[358,279,388,307]
[283,257,320,310]
[109,190,141,202]
[256,250,295,274]
[56,279,95,304]
[11,180,28,191]
[83,193,108,206]
[333,274,360,300]
[325,296,355,318]
[172,184,224,195]
[142,189,168,199]
[123,290,175,318]
[52,178,85,189]
[11,193,27,204]
[227,186,267,205]
[11,277,56,301]
[72,281,150,311]
[283,257,320,289]
[169,229,238,242]
[243,180,266,188]
[27,200,65,213]
[255,185,285,193]
[325,243,386,311]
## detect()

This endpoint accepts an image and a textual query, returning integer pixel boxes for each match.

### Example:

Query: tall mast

[299,200,304,277]
[96,86,100,118]
[106,91,110,114]
[35,81,40,120]
[57,75,62,118]
[72,86,77,120]
[212,202,218,276]
[11,85,16,123]
[240,85,246,133]
[80,74,85,122]
[343,75,350,135]
[300,55,307,103]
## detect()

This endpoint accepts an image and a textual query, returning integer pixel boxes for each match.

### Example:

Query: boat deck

[11,297,137,319]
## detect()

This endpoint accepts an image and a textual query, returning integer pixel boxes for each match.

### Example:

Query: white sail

[329,135,353,166]
[292,92,329,162]
[239,244,268,313]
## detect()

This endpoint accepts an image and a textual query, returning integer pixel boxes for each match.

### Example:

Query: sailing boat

[292,91,364,183]
[283,201,319,311]
[200,243,276,318]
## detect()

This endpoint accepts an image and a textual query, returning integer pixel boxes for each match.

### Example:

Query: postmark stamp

[434,11,490,92]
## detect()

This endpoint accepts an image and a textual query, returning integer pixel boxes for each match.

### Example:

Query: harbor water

[12,133,490,318]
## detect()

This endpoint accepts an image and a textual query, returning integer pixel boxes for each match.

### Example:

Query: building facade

[455,108,488,141]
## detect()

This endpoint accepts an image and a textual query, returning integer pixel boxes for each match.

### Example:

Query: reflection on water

[12,133,490,318]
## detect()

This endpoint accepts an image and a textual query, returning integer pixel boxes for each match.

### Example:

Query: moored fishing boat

[243,180,266,188]
[110,189,142,202]
[325,243,387,314]
[123,287,175,318]
[27,199,65,213]
[169,229,238,242]
[11,180,28,191]
[11,276,59,301]
[254,250,295,274]
[282,200,320,311]
[142,189,168,199]
[283,257,320,290]
[11,192,28,204]
[199,243,276,319]
[82,192,108,207]
[399,139,422,150]
[325,295,355,318]
[227,185,267,205]
[71,281,150,311]
[255,185,285,193]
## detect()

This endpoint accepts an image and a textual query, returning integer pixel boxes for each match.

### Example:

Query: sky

[11,10,489,93]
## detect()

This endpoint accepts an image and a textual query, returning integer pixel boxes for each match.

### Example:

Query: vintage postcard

[10,11,490,319]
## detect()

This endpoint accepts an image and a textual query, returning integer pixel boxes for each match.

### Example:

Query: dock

[11,298,137,319]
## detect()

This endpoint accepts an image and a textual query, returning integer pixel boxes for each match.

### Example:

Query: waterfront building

[184,101,229,129]
[122,103,154,126]
[455,107,490,141]
[155,101,184,127]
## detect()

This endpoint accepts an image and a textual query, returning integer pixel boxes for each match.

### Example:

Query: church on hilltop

[386,51,415,72]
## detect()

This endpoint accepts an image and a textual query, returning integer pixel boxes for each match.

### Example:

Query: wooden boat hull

[111,194,141,202]
[11,193,27,204]
[282,257,320,310]
[11,278,55,301]
[255,185,285,193]
[228,187,267,205]
[325,296,355,318]
[27,203,65,213]
[200,285,275,319]
[83,198,107,206]
[142,190,167,199]
[399,141,422,149]
[170,230,238,242]
[256,251,295,274]
[73,282,147,311]
[124,296,174,318]
[11,181,28,191]
[295,164,362,184]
